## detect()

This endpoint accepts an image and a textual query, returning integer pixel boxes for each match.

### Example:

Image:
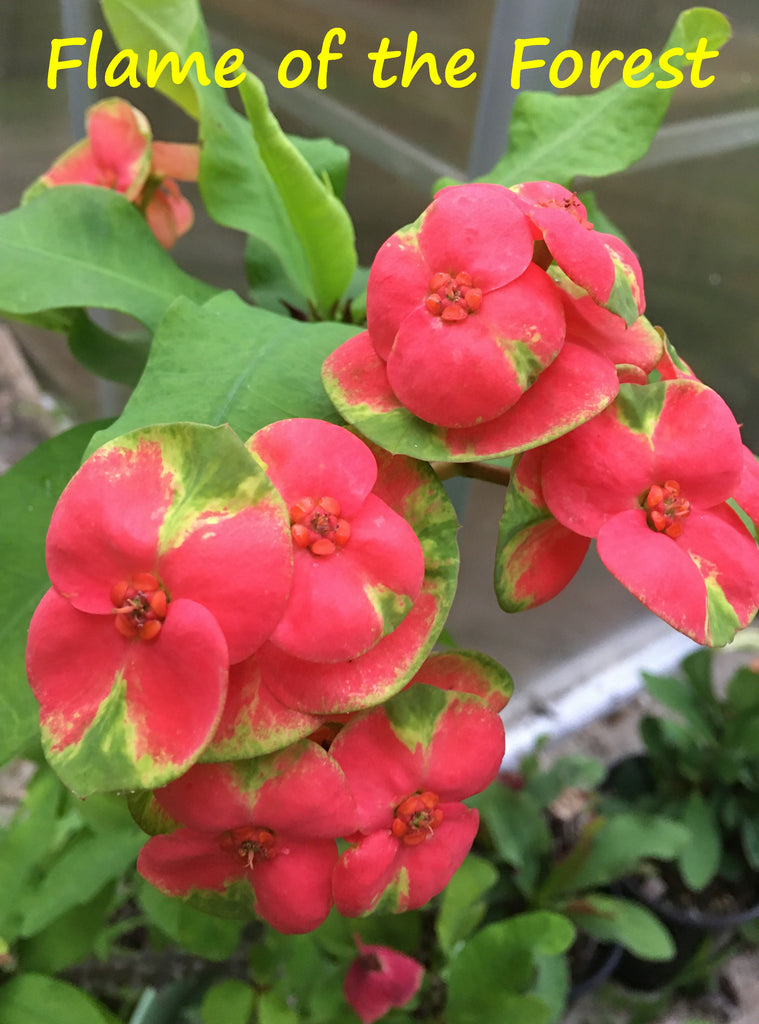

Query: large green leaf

[436,854,499,955]
[0,770,63,943]
[0,974,113,1024]
[20,827,145,936]
[568,893,675,961]
[0,420,109,765]
[561,813,691,894]
[238,72,357,316]
[679,791,721,890]
[138,879,243,961]
[446,914,574,1024]
[86,292,355,453]
[461,8,731,188]
[0,187,216,329]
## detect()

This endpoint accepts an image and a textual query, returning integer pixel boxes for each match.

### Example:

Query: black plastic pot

[604,754,759,990]
[569,939,624,1002]
[611,875,759,990]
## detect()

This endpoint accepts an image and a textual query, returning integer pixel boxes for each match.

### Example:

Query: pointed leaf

[568,893,675,961]
[0,421,108,764]
[0,187,216,329]
[87,293,354,455]
[470,9,731,187]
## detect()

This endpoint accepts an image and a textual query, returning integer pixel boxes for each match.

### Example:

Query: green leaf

[642,672,714,741]
[100,0,206,117]
[436,854,499,955]
[446,914,573,1024]
[0,420,109,764]
[200,980,256,1024]
[238,72,357,316]
[470,8,731,187]
[531,953,570,1024]
[679,791,721,890]
[102,0,356,317]
[85,292,355,454]
[741,815,759,871]
[0,187,216,330]
[17,884,116,974]
[471,784,552,894]
[20,827,145,936]
[527,756,605,808]
[258,991,299,1024]
[139,879,243,961]
[0,974,113,1024]
[0,769,63,942]
[568,893,675,961]
[726,667,759,716]
[290,134,350,200]
[563,813,691,893]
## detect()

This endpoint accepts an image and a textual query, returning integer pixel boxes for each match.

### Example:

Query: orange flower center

[391,791,443,846]
[643,480,691,539]
[289,495,351,557]
[219,826,276,869]
[425,271,482,322]
[111,573,168,641]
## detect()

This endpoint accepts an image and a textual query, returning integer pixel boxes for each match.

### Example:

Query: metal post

[467,0,580,179]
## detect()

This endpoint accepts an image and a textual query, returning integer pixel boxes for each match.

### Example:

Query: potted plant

[1,0,758,1020]
[602,648,759,987]
[470,743,690,1002]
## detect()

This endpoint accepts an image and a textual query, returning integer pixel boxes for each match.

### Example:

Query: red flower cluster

[496,370,759,646]
[323,181,662,461]
[26,98,199,248]
[26,419,454,794]
[135,654,510,933]
[26,416,508,933]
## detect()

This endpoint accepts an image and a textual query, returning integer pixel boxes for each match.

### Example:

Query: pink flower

[323,182,655,463]
[247,419,425,664]
[507,379,759,645]
[344,937,424,1023]
[136,743,357,934]
[30,99,199,248]
[365,183,562,429]
[509,182,644,320]
[203,434,459,742]
[330,685,505,915]
[25,424,293,794]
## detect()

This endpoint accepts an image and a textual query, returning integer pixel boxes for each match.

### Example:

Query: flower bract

[26,423,293,794]
[344,938,424,1024]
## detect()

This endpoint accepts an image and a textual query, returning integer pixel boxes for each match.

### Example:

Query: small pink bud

[344,938,424,1024]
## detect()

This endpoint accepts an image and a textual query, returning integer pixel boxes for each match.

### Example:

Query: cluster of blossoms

[22,162,759,953]
[325,181,759,646]
[25,98,199,248]
[26,417,510,933]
